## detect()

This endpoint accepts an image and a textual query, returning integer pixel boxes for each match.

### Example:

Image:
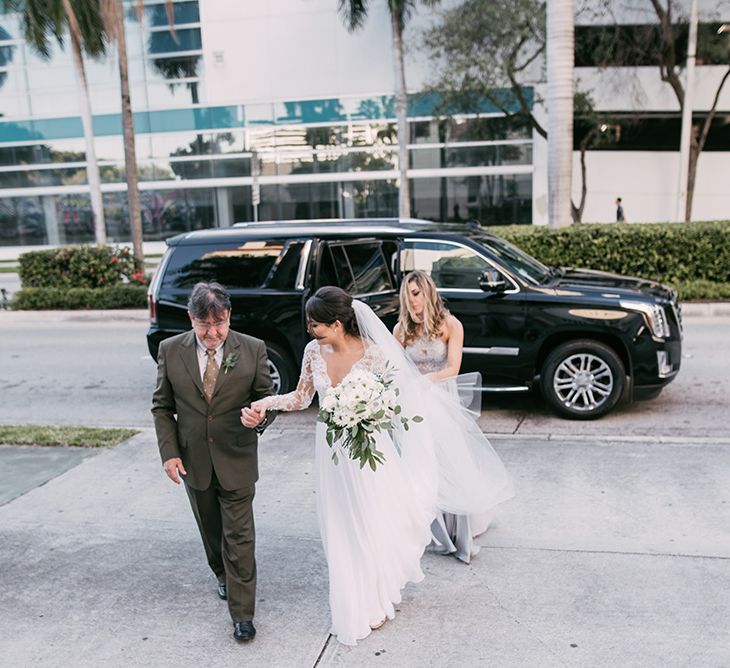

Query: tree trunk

[546,0,574,228]
[685,66,730,221]
[115,4,144,271]
[685,125,699,221]
[63,0,106,244]
[391,13,411,219]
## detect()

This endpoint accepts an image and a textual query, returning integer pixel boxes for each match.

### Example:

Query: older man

[152,281,274,642]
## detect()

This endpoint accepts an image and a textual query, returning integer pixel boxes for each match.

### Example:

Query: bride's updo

[306,286,360,337]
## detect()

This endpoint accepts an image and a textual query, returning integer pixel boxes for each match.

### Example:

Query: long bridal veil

[352,300,514,516]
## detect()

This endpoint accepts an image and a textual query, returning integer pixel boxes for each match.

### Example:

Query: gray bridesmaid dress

[405,335,492,564]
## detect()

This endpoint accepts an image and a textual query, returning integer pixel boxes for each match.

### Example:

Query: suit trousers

[184,470,257,622]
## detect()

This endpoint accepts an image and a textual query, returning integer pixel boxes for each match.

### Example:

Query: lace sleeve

[257,342,316,412]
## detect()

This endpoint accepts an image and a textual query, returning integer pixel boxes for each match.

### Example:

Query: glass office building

[0,0,534,247]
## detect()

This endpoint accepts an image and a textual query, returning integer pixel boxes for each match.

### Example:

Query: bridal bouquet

[318,363,422,471]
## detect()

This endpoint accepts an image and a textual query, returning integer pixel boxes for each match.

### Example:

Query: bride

[249,286,513,645]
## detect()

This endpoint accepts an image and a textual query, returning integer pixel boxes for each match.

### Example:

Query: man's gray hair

[187,282,231,320]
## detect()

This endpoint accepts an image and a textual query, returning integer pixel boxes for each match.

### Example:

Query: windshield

[477,235,550,285]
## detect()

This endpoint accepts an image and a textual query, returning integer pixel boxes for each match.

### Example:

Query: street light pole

[677,0,699,222]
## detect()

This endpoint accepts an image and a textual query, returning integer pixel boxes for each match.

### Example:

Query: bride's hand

[241,400,267,428]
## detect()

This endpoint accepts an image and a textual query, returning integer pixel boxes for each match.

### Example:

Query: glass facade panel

[0,196,48,246]
[349,122,398,147]
[410,144,532,170]
[445,117,532,142]
[278,181,340,219]
[147,28,202,55]
[411,175,532,226]
[57,193,95,244]
[145,1,200,26]
[346,179,398,218]
[139,188,215,240]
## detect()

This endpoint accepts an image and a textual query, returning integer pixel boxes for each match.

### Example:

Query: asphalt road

[0,310,727,439]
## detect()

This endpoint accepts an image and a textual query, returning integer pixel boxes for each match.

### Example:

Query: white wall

[577,66,730,113]
[199,0,450,106]
[572,150,730,223]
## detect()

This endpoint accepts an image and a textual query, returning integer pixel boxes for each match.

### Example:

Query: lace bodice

[405,334,448,374]
[258,339,385,412]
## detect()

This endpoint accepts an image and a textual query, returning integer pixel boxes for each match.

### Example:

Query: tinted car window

[318,241,393,295]
[163,240,303,290]
[476,235,549,285]
[345,242,393,294]
[401,240,491,289]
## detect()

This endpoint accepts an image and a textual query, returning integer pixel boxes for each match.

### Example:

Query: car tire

[541,340,625,419]
[634,386,663,401]
[266,343,296,394]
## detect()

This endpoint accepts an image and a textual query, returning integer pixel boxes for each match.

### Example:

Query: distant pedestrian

[616,197,626,222]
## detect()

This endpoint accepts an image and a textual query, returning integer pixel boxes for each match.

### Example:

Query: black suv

[147,219,682,419]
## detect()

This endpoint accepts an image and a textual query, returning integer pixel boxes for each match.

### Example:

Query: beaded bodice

[405,335,448,374]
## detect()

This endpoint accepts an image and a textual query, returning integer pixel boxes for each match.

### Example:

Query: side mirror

[479,268,507,293]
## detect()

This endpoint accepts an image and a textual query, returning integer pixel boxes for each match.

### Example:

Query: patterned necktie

[203,349,219,401]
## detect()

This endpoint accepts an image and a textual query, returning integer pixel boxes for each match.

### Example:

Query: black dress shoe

[217,582,227,600]
[233,620,256,642]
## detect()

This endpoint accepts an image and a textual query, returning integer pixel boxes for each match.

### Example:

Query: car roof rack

[232,217,437,228]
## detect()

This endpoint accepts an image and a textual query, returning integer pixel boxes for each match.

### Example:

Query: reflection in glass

[410,144,531,170]
[56,193,95,244]
[145,1,200,26]
[147,28,201,55]
[171,240,289,289]
[0,196,48,246]
[347,179,398,218]
[410,175,531,225]
[401,240,491,290]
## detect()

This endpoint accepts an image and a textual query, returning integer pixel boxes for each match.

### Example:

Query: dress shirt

[195,336,224,382]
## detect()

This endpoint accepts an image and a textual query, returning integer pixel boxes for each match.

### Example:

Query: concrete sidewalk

[1,428,729,667]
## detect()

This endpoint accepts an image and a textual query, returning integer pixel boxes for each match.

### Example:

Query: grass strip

[0,424,138,448]
[0,266,18,273]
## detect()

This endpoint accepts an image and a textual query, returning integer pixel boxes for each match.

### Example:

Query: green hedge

[486,221,730,285]
[674,280,730,302]
[12,285,148,310]
[18,245,145,289]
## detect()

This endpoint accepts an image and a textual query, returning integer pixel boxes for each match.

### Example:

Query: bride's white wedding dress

[256,301,513,645]
[258,339,436,645]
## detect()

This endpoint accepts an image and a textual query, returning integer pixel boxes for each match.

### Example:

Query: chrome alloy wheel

[268,360,282,394]
[553,353,614,412]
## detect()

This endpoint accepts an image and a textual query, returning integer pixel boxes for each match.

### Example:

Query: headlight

[620,301,671,339]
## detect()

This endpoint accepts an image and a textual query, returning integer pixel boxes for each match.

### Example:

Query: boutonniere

[222,352,239,374]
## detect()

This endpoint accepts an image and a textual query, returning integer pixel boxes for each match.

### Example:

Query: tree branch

[697,66,730,154]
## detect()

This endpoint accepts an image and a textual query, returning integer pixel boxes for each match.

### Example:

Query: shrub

[12,285,148,310]
[486,220,730,285]
[18,245,138,289]
[674,281,730,302]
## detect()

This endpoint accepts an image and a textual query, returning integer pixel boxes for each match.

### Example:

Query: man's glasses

[192,318,229,332]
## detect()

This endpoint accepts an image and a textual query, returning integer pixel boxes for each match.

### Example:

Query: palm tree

[4,0,108,243]
[100,0,140,270]
[546,0,574,228]
[338,0,440,219]
[100,0,175,271]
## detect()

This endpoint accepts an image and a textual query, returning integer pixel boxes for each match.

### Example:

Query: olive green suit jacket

[152,329,275,491]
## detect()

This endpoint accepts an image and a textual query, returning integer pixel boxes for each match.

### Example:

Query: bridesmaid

[393,270,491,563]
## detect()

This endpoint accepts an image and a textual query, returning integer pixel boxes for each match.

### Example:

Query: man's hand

[163,457,187,485]
[241,404,266,428]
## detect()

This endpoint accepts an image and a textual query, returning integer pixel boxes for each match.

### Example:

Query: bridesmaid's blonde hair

[398,270,448,346]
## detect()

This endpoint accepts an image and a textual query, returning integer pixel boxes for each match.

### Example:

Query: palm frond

[338,0,370,32]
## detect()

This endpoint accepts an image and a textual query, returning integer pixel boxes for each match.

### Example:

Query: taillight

[148,292,157,323]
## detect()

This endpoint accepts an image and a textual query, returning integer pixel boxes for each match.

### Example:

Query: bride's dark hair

[305,286,360,337]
